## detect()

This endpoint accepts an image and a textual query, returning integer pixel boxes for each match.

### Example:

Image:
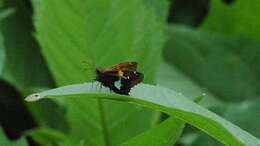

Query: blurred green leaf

[0,0,54,95]
[28,100,69,132]
[192,98,260,146]
[156,60,224,108]
[120,117,185,146]
[168,0,209,26]
[191,132,222,146]
[0,127,28,146]
[25,127,66,146]
[163,25,260,102]
[224,98,260,138]
[25,83,260,146]
[25,127,88,146]
[0,4,14,75]
[0,7,14,20]
[0,0,61,136]
[0,30,4,74]
[33,0,169,145]
[201,0,260,41]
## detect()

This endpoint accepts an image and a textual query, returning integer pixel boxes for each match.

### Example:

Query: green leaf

[0,127,28,146]
[119,86,203,146]
[201,0,260,41]
[25,83,260,146]
[25,127,90,146]
[33,0,169,145]
[63,96,159,146]
[0,0,60,136]
[0,4,13,74]
[0,0,54,94]
[119,95,203,146]
[224,98,260,138]
[163,25,260,102]
[191,132,222,146]
[34,0,168,84]
[120,117,185,146]
[28,100,69,132]
[0,29,4,74]
[26,118,185,146]
[0,7,14,20]
[156,60,224,108]
[192,98,260,146]
[25,127,67,146]
[28,92,204,146]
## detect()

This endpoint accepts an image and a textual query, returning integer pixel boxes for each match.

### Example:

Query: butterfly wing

[103,62,138,72]
[96,70,119,88]
[119,71,144,95]
[116,62,138,71]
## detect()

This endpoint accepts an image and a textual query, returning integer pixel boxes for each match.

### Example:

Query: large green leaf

[25,83,260,146]
[163,25,260,102]
[33,0,168,145]
[27,95,205,146]
[201,0,260,41]
[0,0,54,94]
[34,0,167,84]
[0,127,28,146]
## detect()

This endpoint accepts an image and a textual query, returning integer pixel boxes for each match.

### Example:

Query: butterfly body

[95,62,144,95]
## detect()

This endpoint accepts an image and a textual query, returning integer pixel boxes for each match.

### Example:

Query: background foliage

[0,0,259,146]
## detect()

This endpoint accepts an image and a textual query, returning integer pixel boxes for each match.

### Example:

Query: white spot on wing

[114,80,122,89]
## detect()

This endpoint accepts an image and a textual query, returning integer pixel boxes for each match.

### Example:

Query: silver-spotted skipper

[96,62,144,95]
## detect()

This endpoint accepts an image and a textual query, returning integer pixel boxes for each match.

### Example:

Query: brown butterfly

[95,62,144,95]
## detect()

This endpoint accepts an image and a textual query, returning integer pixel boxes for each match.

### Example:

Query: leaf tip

[25,93,42,102]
